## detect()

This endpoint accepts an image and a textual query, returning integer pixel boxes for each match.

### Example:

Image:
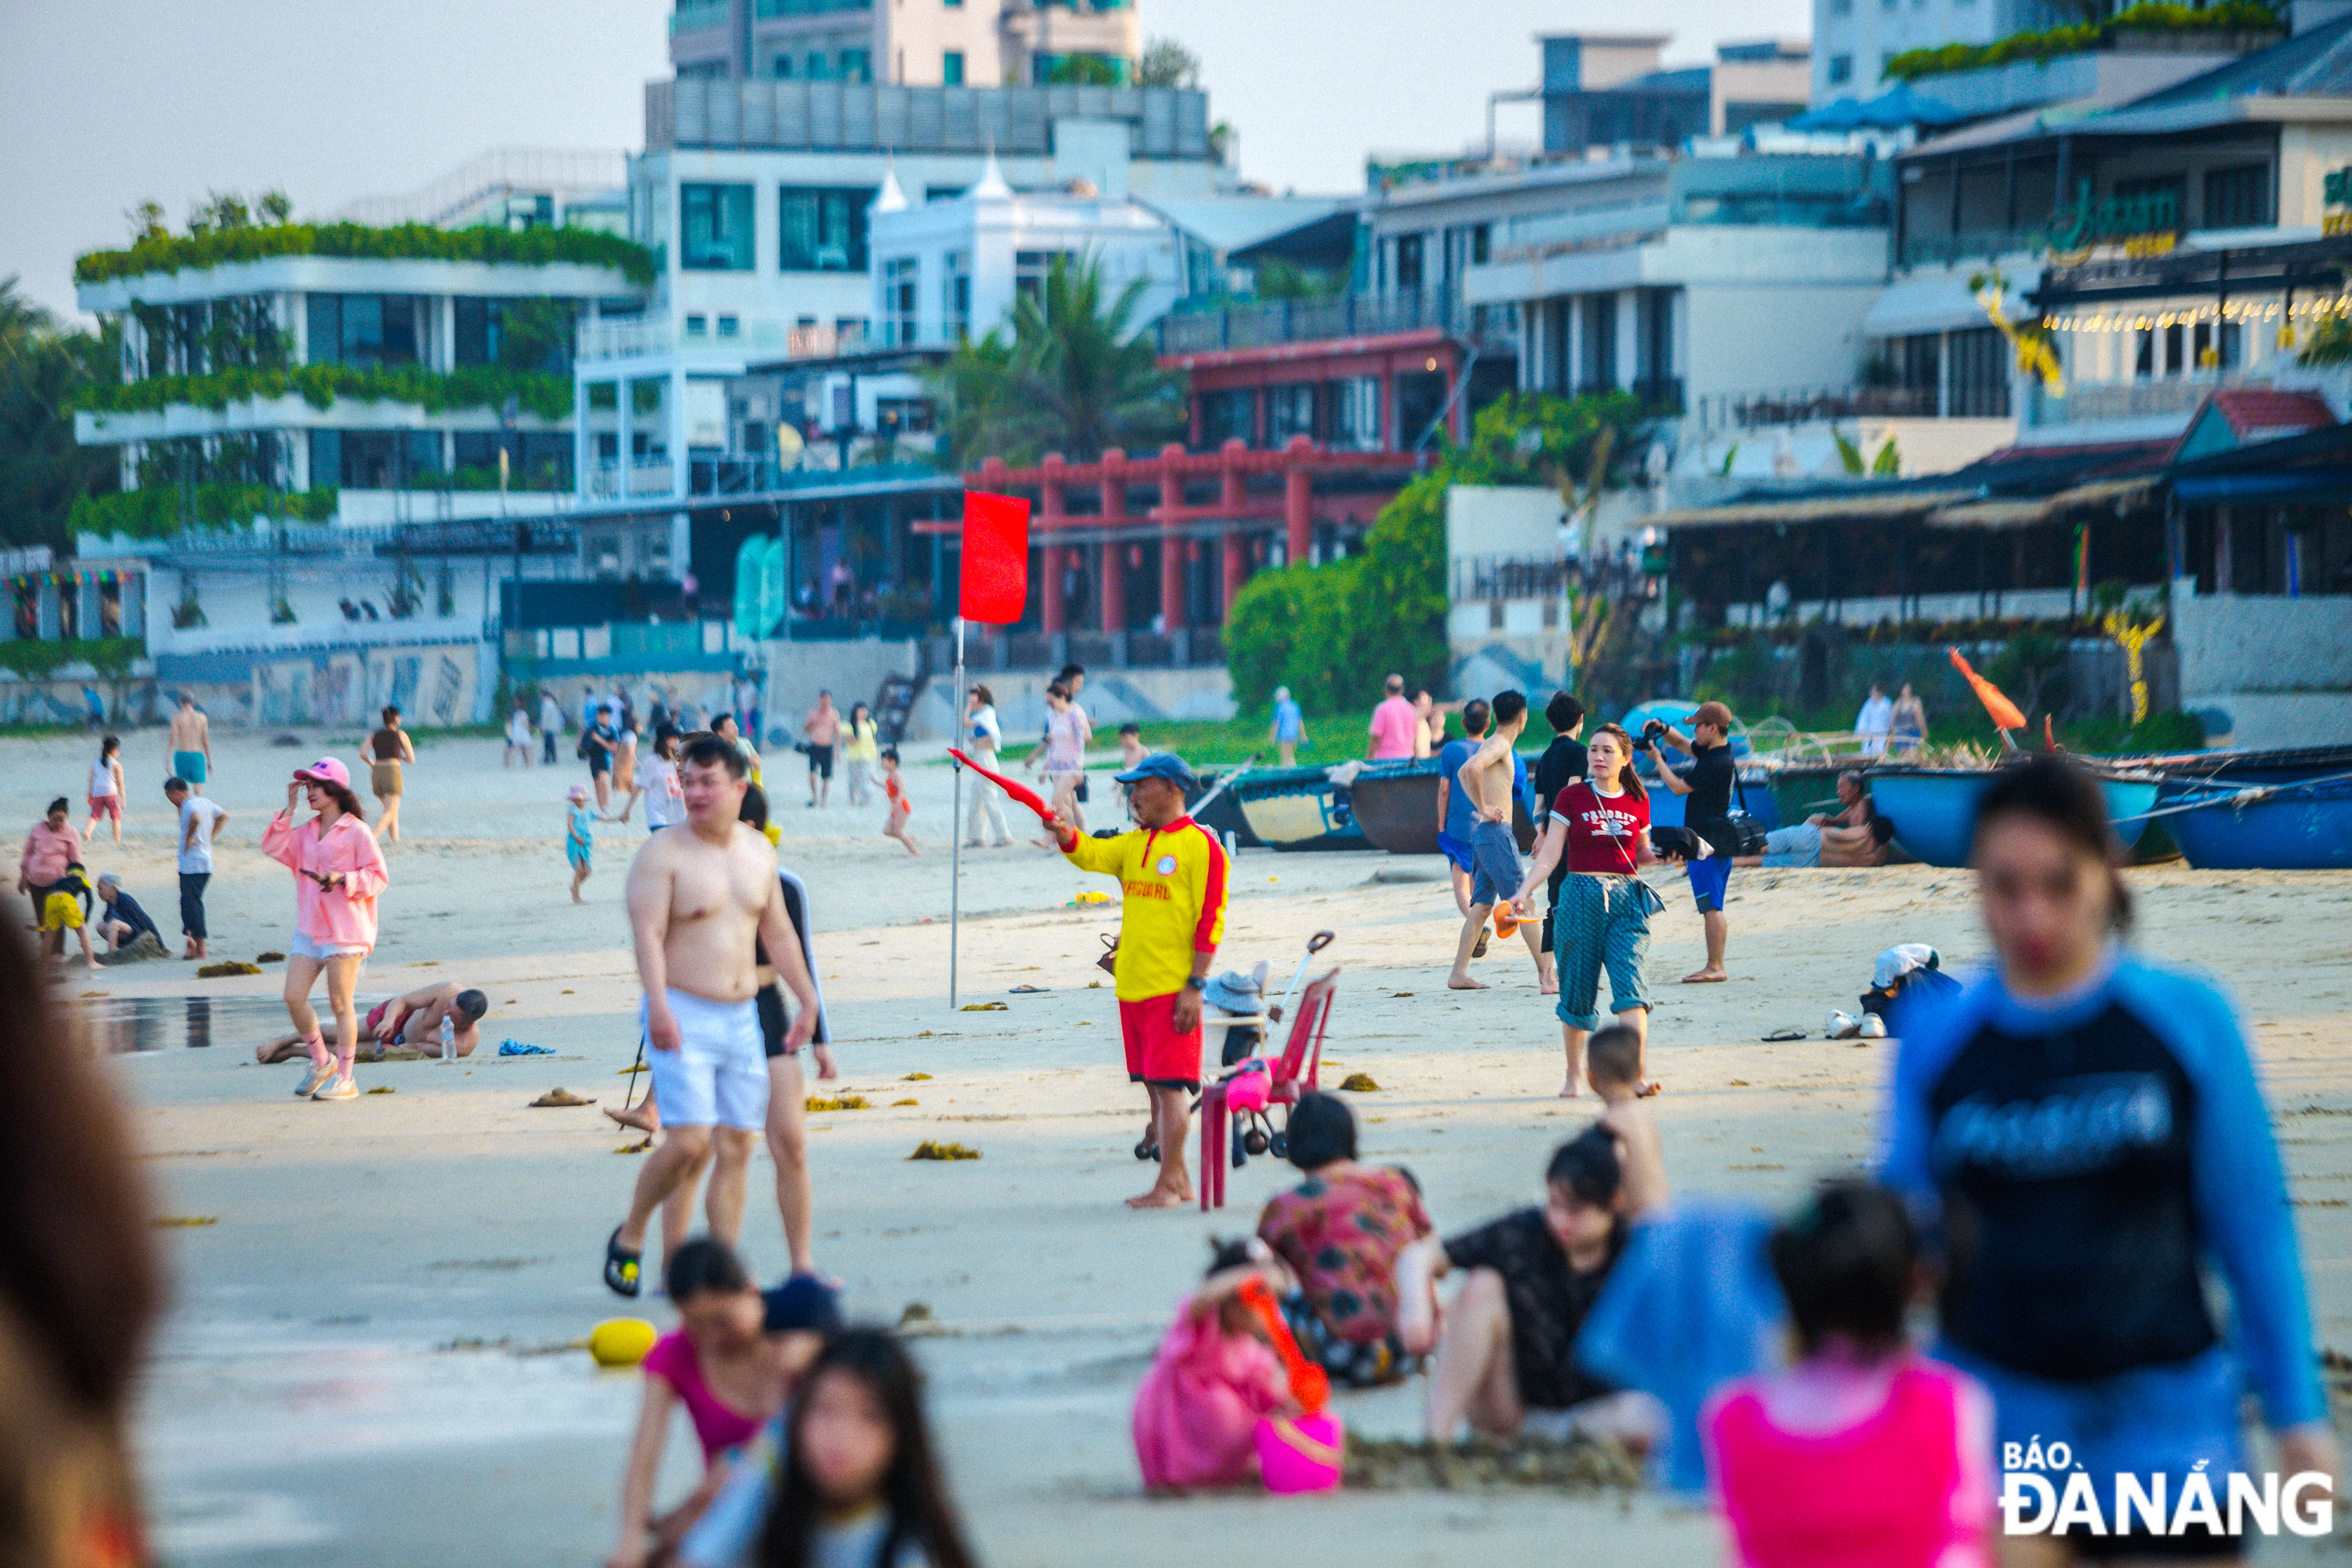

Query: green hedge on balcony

[1883,1,2281,81]
[75,222,655,288]
[75,364,574,421]
[70,484,339,541]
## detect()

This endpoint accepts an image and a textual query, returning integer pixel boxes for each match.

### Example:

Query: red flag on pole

[1948,646,2027,731]
[959,491,1030,624]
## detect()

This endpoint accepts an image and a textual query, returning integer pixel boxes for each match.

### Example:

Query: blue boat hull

[1232,764,1372,852]
[2162,777,2352,870]
[1870,772,2160,868]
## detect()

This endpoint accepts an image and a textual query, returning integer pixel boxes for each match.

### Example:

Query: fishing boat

[1867,769,2162,867]
[1187,769,1263,849]
[1231,764,1373,852]
[2119,743,2352,785]
[1351,756,1544,854]
[2157,774,2352,870]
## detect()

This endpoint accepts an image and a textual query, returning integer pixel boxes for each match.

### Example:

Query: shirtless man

[802,690,840,808]
[1446,690,1546,991]
[602,733,819,1297]
[168,693,213,793]
[254,983,488,1062]
[1735,815,1894,870]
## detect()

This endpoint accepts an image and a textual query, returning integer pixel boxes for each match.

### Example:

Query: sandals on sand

[603,1227,642,1298]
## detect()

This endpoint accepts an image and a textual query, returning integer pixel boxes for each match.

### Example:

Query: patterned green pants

[1553,873,1655,1032]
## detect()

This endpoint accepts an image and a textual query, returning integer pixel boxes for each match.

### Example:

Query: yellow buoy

[589,1317,658,1369]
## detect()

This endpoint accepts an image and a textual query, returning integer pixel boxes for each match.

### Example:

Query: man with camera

[1643,701,1736,983]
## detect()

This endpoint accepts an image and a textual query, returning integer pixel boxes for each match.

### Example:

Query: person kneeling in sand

[1396,1124,1666,1449]
[255,983,489,1062]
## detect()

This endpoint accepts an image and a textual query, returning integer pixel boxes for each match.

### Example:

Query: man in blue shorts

[1434,698,1493,930]
[1446,691,1545,991]
[1646,700,1736,984]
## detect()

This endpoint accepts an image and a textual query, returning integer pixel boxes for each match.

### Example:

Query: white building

[669,0,1139,90]
[1810,0,2082,103]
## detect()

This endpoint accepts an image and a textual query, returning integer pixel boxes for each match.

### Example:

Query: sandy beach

[12,725,2352,1565]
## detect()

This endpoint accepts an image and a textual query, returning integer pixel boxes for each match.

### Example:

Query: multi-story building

[669,0,1139,89]
[1810,0,2080,104]
[1540,33,1810,155]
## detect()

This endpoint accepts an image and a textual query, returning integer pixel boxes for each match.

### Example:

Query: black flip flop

[1760,1028,1807,1042]
[603,1226,642,1298]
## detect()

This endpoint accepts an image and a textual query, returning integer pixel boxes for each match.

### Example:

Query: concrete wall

[756,637,924,744]
[909,663,1234,740]
[2173,588,2352,747]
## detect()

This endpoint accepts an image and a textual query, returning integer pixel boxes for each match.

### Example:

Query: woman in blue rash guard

[1881,757,2336,1565]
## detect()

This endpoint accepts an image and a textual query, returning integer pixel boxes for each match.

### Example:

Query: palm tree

[924,254,1184,468]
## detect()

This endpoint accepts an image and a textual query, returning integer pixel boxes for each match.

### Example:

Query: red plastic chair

[1200,967,1338,1212]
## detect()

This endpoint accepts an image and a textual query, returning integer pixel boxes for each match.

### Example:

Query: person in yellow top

[840,701,882,806]
[1046,752,1228,1210]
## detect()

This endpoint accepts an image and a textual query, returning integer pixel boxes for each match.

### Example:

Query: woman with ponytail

[263,756,389,1102]
[1510,723,1665,1098]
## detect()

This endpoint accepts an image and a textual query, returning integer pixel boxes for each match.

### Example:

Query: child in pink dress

[1132,1241,1297,1490]
[1703,1181,1994,1568]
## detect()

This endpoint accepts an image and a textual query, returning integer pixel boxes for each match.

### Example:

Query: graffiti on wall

[251,645,479,728]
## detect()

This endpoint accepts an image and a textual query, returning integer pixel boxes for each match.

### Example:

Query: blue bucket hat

[1113,751,1196,789]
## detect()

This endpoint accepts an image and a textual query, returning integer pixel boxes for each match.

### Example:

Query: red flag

[1948,646,2027,731]
[959,490,1030,624]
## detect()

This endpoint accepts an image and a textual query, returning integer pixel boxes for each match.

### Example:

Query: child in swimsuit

[566,784,596,903]
[879,747,918,858]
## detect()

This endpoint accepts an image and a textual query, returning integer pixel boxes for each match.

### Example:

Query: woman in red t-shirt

[1511,724,1669,1097]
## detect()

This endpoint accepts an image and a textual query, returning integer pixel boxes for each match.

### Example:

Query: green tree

[1136,38,1200,89]
[0,277,118,551]
[922,254,1183,468]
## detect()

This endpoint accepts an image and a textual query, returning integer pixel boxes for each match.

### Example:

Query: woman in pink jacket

[262,758,389,1102]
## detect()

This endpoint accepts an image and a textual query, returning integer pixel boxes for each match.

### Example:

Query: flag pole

[949,616,964,1010]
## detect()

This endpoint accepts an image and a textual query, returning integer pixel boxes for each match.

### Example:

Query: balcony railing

[2028,376,2225,428]
[1898,227,2048,270]
[787,321,866,358]
[1154,289,1516,358]
[579,318,673,361]
[1689,386,1939,432]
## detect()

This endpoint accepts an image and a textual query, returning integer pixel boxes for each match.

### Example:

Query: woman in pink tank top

[1704,1182,1994,1568]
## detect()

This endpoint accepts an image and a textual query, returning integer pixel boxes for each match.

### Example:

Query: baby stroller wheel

[1268,1131,1288,1160]
[1134,1138,1159,1161]
[1243,1128,1269,1156]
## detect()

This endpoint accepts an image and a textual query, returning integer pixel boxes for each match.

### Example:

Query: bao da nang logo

[2002,1440,2332,1539]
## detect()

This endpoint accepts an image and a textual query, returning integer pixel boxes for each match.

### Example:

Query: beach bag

[1096,933,1119,975]
[1725,774,1770,858]
[1255,1413,1345,1494]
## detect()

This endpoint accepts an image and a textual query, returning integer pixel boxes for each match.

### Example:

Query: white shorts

[643,987,768,1131]
[290,931,370,961]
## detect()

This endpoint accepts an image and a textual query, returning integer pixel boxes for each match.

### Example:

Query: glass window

[2203,164,2269,229]
[305,294,417,368]
[943,50,964,85]
[454,297,498,366]
[686,314,709,336]
[840,48,871,82]
[681,183,756,271]
[1199,388,1256,447]
[1394,234,1424,293]
[1016,250,1073,309]
[1328,377,1381,451]
[780,187,873,272]
[1268,384,1314,443]
[883,257,919,346]
[772,54,793,77]
[806,51,830,80]
[718,315,740,337]
[1828,55,1853,84]
[943,250,971,337]
[1471,224,1490,265]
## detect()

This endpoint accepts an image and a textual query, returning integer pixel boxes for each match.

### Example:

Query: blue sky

[1,0,1806,322]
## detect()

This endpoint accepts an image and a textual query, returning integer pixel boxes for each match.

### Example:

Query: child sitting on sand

[1133,1240,1303,1490]
[1702,1181,1994,1568]
[879,747,918,857]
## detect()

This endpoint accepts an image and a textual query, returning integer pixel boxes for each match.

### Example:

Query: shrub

[0,637,145,680]
[1882,0,2281,81]
[75,364,572,421]
[75,221,655,288]
[70,484,338,540]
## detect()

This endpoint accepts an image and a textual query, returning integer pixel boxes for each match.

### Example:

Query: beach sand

[12,726,2352,1564]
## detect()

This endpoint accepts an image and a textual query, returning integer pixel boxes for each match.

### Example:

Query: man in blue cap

[1044,751,1228,1210]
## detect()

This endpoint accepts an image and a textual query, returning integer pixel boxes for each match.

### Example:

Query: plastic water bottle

[440,1014,456,1063]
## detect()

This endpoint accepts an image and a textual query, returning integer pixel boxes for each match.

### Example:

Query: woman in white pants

[962,685,1013,847]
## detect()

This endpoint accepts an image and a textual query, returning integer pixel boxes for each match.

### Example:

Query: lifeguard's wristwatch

[1182,975,1205,991]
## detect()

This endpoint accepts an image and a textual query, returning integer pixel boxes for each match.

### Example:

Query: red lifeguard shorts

[1119,991,1203,1093]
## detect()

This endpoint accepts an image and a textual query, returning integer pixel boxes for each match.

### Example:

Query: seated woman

[1736,817,1894,870]
[1254,1091,1438,1387]
[1399,1125,1662,1448]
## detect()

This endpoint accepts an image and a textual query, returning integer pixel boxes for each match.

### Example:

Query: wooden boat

[2160,774,2352,870]
[1232,764,1372,852]
[1867,769,2162,868]
[2116,744,2352,785]
[1351,757,1543,854]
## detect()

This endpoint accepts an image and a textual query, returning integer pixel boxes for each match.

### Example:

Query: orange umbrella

[1948,647,2026,731]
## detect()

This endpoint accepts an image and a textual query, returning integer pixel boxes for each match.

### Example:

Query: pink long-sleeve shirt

[261,809,388,950]
[20,821,83,886]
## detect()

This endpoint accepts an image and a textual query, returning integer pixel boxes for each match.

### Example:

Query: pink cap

[294,757,350,789]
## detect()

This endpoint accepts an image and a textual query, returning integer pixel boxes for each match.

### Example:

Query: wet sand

[10,728,2352,1565]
